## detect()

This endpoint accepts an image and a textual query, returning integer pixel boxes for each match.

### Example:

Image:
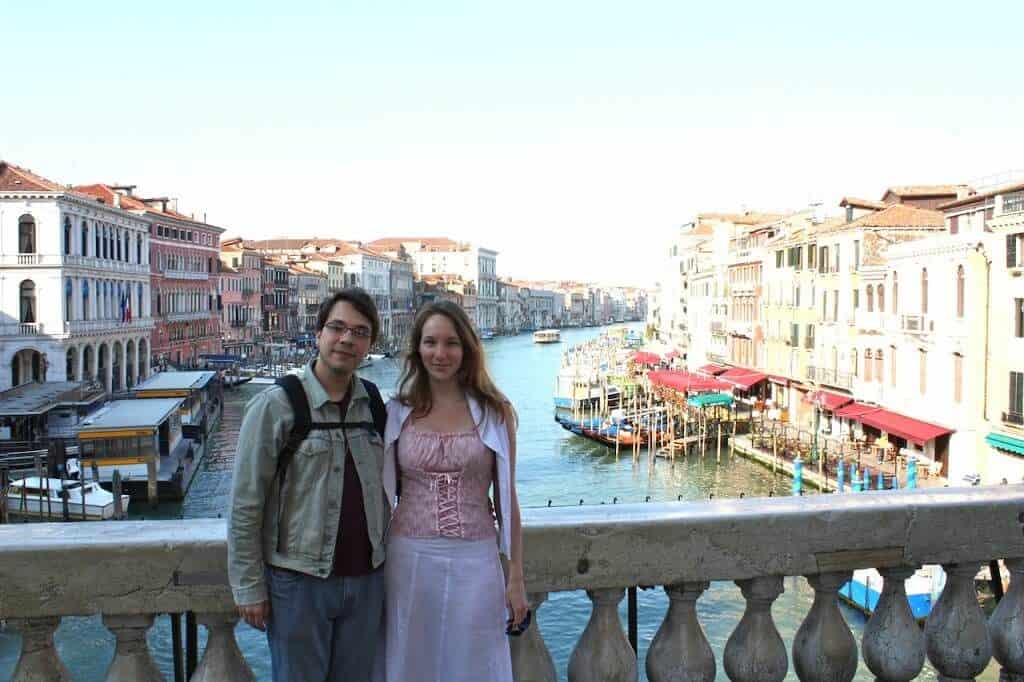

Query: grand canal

[1,324,966,680]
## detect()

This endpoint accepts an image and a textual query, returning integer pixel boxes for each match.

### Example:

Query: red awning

[665,349,680,359]
[697,363,728,376]
[632,351,661,365]
[768,375,790,385]
[834,403,953,446]
[648,370,732,394]
[806,390,853,412]
[719,366,767,391]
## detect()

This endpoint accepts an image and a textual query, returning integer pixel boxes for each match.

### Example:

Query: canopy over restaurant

[632,351,662,366]
[719,366,767,392]
[648,370,732,395]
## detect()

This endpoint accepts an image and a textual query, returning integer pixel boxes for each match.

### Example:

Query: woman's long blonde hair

[397,301,516,428]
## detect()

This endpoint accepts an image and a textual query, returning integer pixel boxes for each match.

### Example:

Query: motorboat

[5,476,130,520]
[533,329,561,344]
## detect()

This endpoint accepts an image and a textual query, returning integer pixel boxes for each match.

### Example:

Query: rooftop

[0,381,106,416]
[78,399,184,430]
[882,184,971,199]
[0,161,66,193]
[939,181,1024,210]
[135,371,217,392]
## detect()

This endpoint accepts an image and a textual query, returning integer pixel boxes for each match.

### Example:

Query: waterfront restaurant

[76,398,194,503]
[133,371,221,441]
[833,401,953,479]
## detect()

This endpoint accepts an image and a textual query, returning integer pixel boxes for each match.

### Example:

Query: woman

[381,301,527,681]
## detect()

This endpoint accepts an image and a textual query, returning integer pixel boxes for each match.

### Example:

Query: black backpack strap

[274,375,311,554]
[361,378,387,439]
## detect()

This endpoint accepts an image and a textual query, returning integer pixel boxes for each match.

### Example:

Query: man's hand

[238,600,271,631]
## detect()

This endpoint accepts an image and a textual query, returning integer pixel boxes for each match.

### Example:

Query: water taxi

[5,476,130,520]
[77,398,198,503]
[133,371,222,442]
[534,329,561,344]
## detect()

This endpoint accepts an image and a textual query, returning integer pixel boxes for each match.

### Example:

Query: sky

[3,0,1023,288]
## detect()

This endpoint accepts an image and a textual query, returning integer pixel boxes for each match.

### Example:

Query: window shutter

[1008,234,1018,268]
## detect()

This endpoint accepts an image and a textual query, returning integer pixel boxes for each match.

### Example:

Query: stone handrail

[2,486,1024,680]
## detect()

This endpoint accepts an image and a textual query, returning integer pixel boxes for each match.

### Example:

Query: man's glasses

[323,321,372,339]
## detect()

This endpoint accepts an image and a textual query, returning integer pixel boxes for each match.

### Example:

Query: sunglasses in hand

[506,610,532,637]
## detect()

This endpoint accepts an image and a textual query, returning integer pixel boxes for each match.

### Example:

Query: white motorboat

[5,476,130,521]
[533,329,561,344]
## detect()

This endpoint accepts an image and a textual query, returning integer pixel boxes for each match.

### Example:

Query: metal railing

[2,487,1024,681]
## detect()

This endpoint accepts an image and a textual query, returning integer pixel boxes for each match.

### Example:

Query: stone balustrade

[2,485,1024,680]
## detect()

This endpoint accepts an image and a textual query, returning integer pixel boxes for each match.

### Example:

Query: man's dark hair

[316,288,380,343]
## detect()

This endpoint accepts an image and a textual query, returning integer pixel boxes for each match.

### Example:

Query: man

[228,288,388,681]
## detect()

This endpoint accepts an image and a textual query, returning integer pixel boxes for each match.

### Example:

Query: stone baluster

[924,563,992,681]
[568,588,637,682]
[989,558,1024,682]
[10,617,70,682]
[646,580,715,682]
[792,572,857,682]
[191,611,255,681]
[102,613,162,682]
[511,592,557,682]
[862,566,926,681]
[724,575,788,682]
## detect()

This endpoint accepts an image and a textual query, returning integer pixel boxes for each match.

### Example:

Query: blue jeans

[265,565,385,681]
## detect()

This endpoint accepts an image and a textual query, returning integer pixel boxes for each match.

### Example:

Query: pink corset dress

[389,422,497,541]
[383,420,513,681]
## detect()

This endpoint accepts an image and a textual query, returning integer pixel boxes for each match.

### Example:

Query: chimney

[111,184,136,196]
[113,193,121,209]
[845,205,854,223]
[810,201,824,225]
[956,185,975,200]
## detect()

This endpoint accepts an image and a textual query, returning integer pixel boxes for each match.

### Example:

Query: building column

[104,346,113,394]
[132,341,139,385]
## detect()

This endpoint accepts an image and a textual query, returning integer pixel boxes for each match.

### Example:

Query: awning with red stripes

[834,403,953,446]
[719,366,767,391]
[806,390,853,412]
[697,363,728,376]
[648,370,732,394]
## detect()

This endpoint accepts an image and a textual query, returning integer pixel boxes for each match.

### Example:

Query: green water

[1,324,973,680]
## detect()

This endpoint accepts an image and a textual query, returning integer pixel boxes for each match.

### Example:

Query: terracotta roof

[839,196,887,210]
[882,185,969,199]
[367,237,463,250]
[247,238,314,250]
[0,161,67,192]
[287,264,324,276]
[939,181,1024,210]
[696,212,785,226]
[812,205,943,235]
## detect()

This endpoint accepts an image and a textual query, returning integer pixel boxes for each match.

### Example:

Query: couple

[227,289,528,681]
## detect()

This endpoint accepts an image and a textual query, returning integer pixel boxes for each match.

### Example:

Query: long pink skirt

[383,535,513,682]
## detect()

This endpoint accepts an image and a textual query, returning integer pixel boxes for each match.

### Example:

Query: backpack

[272,374,387,554]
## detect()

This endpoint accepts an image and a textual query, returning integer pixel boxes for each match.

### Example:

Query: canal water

[0,324,971,680]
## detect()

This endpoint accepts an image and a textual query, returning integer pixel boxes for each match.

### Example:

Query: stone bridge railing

[2,485,1024,681]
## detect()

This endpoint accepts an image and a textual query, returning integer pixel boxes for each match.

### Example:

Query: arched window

[866,285,875,312]
[20,280,36,323]
[64,217,72,255]
[877,284,885,314]
[95,225,100,257]
[921,268,929,315]
[116,230,122,261]
[875,348,883,384]
[137,236,142,264]
[956,265,965,318]
[65,279,73,322]
[864,349,873,382]
[81,220,89,257]
[18,215,36,254]
[82,280,90,321]
[893,272,899,314]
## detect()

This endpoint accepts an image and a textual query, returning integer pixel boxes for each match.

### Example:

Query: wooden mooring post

[112,470,125,520]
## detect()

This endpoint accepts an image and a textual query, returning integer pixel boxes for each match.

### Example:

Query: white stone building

[0,162,155,393]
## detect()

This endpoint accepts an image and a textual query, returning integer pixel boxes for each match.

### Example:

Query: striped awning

[986,432,1024,457]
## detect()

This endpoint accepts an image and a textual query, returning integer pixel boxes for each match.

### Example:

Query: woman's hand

[506,569,528,626]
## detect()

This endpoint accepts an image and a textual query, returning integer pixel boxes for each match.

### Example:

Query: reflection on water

[0,325,974,679]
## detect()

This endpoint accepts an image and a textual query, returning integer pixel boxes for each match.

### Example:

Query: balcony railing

[166,311,213,322]
[63,318,154,335]
[807,365,854,390]
[162,269,208,281]
[0,254,150,274]
[2,487,1024,680]
[0,253,63,266]
[898,314,933,334]
[0,322,44,335]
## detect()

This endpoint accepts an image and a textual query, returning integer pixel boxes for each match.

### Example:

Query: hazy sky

[3,1,1023,287]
